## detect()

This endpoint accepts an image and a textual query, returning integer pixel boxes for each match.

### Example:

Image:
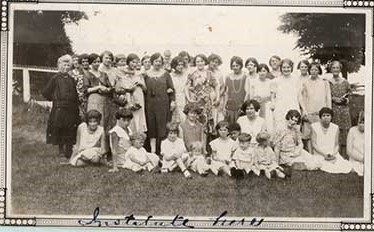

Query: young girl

[273,110,321,172]
[311,107,352,174]
[231,133,256,175]
[42,55,80,162]
[347,111,364,176]
[188,141,210,176]
[179,103,205,152]
[224,56,248,124]
[209,121,236,176]
[160,123,192,178]
[108,108,134,172]
[123,132,160,173]
[254,132,285,179]
[70,110,105,166]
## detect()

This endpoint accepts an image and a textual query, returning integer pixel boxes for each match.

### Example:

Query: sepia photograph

[1,0,373,230]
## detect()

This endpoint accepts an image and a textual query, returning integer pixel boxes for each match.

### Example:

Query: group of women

[42,50,364,176]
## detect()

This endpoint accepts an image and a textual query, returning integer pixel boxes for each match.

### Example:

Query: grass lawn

[10,99,364,218]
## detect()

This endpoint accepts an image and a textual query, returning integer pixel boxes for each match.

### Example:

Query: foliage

[278,13,365,77]
[13,10,88,67]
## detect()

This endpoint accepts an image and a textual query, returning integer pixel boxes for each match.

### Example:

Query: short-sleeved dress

[42,72,80,145]
[160,138,190,170]
[329,78,351,146]
[237,115,266,146]
[69,123,104,166]
[144,71,175,139]
[109,125,132,167]
[186,69,217,134]
[272,75,301,132]
[224,72,247,124]
[170,71,188,123]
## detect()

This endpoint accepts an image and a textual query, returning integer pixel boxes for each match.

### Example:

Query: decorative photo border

[1,0,373,231]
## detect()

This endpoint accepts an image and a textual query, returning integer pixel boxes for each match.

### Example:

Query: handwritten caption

[78,207,264,228]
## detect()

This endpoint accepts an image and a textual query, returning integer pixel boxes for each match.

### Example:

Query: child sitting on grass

[273,110,321,176]
[161,123,192,178]
[231,133,256,177]
[209,120,236,176]
[108,108,134,172]
[254,132,285,179]
[179,103,205,152]
[123,132,160,173]
[188,141,210,176]
[70,110,106,166]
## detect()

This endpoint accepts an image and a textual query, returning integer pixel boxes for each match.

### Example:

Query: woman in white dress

[271,58,301,132]
[236,99,267,146]
[311,107,352,174]
[170,56,188,123]
[347,111,364,176]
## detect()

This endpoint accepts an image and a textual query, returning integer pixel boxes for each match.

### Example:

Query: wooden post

[22,68,30,103]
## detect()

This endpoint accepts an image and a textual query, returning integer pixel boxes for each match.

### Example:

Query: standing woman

[245,57,259,100]
[207,53,225,124]
[143,52,176,155]
[185,54,219,143]
[297,60,310,82]
[170,56,188,123]
[224,56,248,124]
[141,55,152,74]
[42,55,80,162]
[268,55,282,80]
[250,63,274,134]
[299,62,331,152]
[271,58,301,132]
[83,53,113,153]
[70,54,86,121]
[329,60,351,158]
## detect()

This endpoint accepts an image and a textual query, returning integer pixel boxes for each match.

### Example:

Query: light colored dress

[209,138,236,175]
[254,145,282,174]
[170,71,188,123]
[311,122,352,174]
[232,146,256,174]
[189,152,210,175]
[70,123,104,166]
[274,127,320,170]
[250,77,275,134]
[114,68,147,133]
[236,116,266,145]
[123,146,160,172]
[160,138,190,171]
[109,125,132,167]
[272,75,301,132]
[347,126,364,176]
[299,77,331,139]
[210,68,225,125]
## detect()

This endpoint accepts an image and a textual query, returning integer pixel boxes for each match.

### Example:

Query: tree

[278,13,365,78]
[13,10,88,67]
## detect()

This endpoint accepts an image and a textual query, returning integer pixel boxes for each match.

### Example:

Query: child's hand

[109,167,119,173]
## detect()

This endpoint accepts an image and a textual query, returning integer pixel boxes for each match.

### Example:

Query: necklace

[231,74,244,94]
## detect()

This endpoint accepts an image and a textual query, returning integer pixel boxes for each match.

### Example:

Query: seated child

[108,108,134,172]
[123,132,160,172]
[273,110,321,174]
[254,132,285,179]
[70,110,105,166]
[188,141,210,176]
[209,120,236,176]
[229,122,241,142]
[160,123,192,178]
[347,111,364,176]
[231,133,256,176]
[179,103,205,152]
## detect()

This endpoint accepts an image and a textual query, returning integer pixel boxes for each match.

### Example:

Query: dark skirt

[46,104,79,145]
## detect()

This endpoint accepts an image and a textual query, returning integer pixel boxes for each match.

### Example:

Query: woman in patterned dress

[329,60,351,158]
[70,54,86,121]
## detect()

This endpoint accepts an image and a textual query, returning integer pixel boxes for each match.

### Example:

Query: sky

[64,5,306,73]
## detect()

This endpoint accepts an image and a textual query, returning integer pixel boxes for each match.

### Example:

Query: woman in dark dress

[143,52,176,155]
[42,55,80,161]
